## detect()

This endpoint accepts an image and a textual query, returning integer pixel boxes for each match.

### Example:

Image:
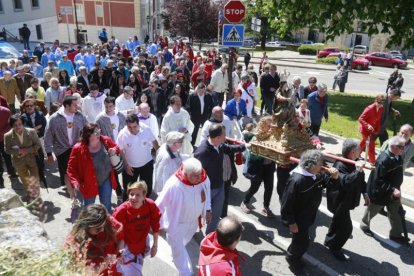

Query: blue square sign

[222,24,244,47]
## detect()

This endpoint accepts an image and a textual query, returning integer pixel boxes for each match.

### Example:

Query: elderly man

[43,60,59,78]
[324,139,368,260]
[281,150,339,268]
[156,158,211,276]
[200,106,234,143]
[198,216,243,276]
[360,136,408,243]
[77,66,91,96]
[0,71,21,114]
[209,64,229,107]
[14,66,33,101]
[161,96,194,155]
[117,114,159,200]
[378,89,401,145]
[191,64,207,88]
[292,76,305,107]
[194,124,246,234]
[307,83,329,136]
[186,82,214,145]
[153,131,188,194]
[137,102,159,139]
[381,124,414,172]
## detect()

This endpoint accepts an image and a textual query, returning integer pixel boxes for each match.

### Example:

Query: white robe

[156,175,211,276]
[153,144,188,194]
[238,82,258,118]
[139,113,160,139]
[160,108,194,155]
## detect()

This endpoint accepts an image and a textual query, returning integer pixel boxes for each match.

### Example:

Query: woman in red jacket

[358,94,385,164]
[67,123,120,212]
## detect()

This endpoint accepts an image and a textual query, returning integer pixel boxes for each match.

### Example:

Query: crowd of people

[0,33,413,275]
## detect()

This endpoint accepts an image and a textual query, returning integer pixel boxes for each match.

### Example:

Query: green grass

[255,90,414,145]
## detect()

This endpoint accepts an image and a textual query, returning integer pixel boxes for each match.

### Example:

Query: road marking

[305,71,321,75]
[318,205,401,249]
[228,206,341,276]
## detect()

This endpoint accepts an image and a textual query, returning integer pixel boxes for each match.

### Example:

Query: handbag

[103,144,124,174]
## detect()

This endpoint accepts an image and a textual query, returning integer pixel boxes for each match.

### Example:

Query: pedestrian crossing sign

[222,24,244,47]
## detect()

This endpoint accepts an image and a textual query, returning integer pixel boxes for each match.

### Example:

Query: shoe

[262,208,276,218]
[330,249,347,261]
[285,256,306,269]
[389,235,410,244]
[240,202,251,213]
[360,226,374,237]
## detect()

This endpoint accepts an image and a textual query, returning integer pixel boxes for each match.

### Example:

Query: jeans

[84,178,113,213]
[206,185,225,234]
[213,92,225,107]
[262,93,275,115]
[23,39,30,50]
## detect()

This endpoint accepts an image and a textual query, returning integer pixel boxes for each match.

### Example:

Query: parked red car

[327,53,370,70]
[317,47,342,58]
[364,52,407,69]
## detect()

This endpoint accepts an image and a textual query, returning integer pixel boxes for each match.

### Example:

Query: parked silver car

[353,45,369,54]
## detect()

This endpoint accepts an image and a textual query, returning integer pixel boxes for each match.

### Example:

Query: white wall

[2,16,59,43]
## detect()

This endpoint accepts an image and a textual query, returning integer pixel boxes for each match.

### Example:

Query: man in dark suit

[76,66,91,96]
[186,82,213,145]
[144,79,167,124]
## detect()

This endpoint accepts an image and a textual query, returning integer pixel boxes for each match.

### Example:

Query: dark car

[364,52,408,69]
[317,47,342,58]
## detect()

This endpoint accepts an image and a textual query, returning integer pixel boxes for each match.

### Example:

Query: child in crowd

[66,204,124,275]
[296,99,311,130]
[242,123,256,143]
[113,181,161,275]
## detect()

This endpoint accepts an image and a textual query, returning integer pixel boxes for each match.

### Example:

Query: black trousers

[378,130,389,146]
[287,224,310,261]
[310,124,321,136]
[243,164,274,208]
[35,148,46,184]
[324,205,353,251]
[191,118,206,145]
[122,160,153,201]
[276,164,296,201]
[56,148,72,186]
[0,141,15,177]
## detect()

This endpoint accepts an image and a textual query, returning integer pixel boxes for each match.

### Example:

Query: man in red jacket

[198,216,243,276]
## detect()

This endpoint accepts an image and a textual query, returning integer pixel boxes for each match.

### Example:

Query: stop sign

[224,0,246,23]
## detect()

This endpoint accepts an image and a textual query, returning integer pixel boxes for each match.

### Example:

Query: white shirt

[116,125,155,168]
[115,94,135,116]
[82,93,106,123]
[63,112,74,145]
[138,113,159,139]
[108,113,120,140]
[198,93,205,114]
[200,116,235,145]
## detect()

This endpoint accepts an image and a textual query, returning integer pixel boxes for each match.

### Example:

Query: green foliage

[0,247,86,276]
[316,57,338,64]
[261,0,414,49]
[298,44,325,55]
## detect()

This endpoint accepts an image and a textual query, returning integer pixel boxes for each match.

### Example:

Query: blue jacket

[307,91,328,126]
[40,53,56,68]
[224,99,247,120]
[22,111,47,138]
[58,60,75,76]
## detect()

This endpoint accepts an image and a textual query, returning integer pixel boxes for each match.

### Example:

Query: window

[95,4,103,17]
[13,0,23,10]
[0,0,3,13]
[36,24,43,40]
[75,4,85,22]
[31,0,39,8]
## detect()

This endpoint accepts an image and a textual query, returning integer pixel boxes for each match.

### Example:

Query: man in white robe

[160,95,194,155]
[238,73,258,118]
[156,158,212,276]
[153,131,188,194]
[200,106,234,144]
[138,102,159,139]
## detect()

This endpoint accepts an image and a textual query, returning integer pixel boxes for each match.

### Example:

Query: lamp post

[146,15,151,36]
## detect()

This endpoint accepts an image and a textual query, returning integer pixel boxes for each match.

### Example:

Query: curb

[320,130,414,209]
[239,59,336,71]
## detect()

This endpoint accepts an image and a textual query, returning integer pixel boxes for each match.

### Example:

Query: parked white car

[353,45,369,54]
[265,41,281,47]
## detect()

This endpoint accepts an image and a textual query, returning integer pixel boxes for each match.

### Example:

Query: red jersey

[113,199,161,255]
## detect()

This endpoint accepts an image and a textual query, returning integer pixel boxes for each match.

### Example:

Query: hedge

[316,57,338,64]
[298,44,325,55]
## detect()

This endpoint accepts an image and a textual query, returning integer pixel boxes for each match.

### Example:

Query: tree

[162,0,220,47]
[259,0,414,49]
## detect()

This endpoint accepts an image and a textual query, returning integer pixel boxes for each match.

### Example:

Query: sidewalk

[319,130,414,208]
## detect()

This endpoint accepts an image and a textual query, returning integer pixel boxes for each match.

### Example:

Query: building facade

[0,0,59,42]
[54,0,164,44]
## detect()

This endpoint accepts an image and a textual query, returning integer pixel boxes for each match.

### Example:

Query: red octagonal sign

[224,0,246,23]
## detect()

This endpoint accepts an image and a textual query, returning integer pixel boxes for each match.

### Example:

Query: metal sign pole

[65,13,71,43]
